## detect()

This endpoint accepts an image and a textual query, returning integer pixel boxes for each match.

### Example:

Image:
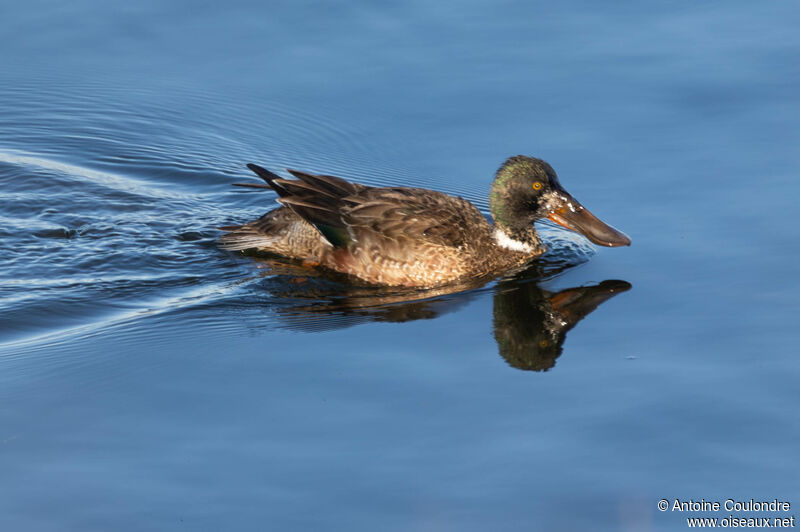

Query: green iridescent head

[489,155,631,247]
[490,155,561,230]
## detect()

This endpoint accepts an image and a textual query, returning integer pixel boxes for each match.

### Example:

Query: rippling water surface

[2,2,799,531]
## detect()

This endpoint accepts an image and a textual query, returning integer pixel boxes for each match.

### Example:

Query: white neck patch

[494,228,535,253]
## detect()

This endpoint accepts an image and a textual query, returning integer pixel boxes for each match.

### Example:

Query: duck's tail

[217,206,297,252]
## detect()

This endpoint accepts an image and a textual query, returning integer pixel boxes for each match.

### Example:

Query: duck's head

[489,155,631,248]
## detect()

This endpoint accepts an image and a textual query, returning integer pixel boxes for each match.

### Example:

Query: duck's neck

[493,224,542,254]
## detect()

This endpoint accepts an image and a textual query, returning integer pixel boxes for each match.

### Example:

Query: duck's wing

[243,164,487,250]
[245,163,366,198]
[341,187,486,249]
[239,164,363,247]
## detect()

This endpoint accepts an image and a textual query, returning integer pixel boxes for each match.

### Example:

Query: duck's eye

[532,182,543,191]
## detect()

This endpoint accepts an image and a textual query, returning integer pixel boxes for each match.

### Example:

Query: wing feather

[238,164,489,252]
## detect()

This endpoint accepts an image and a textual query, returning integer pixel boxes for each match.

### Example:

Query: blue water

[2,1,799,530]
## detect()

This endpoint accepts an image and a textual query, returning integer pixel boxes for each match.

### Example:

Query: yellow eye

[532,182,542,190]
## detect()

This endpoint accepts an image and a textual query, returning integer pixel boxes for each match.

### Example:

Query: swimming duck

[220,156,630,287]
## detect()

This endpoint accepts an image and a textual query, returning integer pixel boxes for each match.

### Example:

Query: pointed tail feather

[247,163,289,195]
[218,229,281,251]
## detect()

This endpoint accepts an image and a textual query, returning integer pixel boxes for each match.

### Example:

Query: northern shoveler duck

[220,155,630,287]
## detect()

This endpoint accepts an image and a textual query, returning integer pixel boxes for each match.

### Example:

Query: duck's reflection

[492,278,630,371]
[242,258,630,371]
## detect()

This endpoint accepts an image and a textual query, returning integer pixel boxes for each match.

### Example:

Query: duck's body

[220,156,629,287]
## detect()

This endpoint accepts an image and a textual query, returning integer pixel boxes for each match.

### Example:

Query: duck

[219,155,630,287]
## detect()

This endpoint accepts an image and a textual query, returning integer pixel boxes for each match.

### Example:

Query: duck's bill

[547,195,631,247]
[548,280,632,323]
